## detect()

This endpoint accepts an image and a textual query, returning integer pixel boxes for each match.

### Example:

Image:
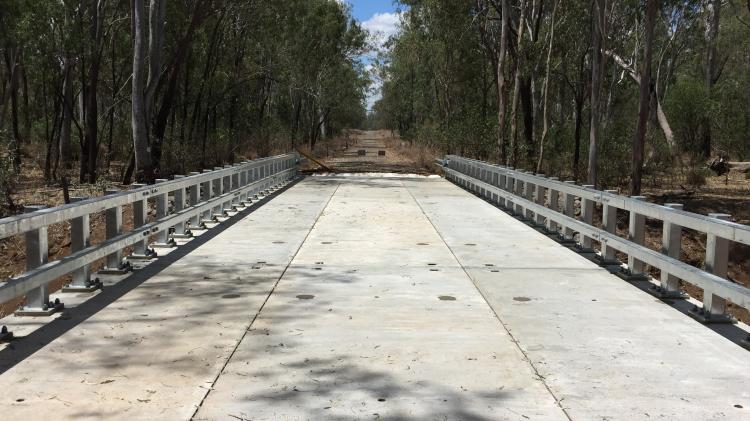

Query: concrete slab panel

[194,176,567,420]
[0,179,338,420]
[406,177,750,421]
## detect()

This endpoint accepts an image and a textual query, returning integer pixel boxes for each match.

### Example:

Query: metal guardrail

[440,155,750,324]
[0,153,299,334]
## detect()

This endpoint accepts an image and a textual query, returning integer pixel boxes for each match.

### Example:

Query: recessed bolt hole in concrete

[427,263,437,266]
[273,241,285,244]
[513,297,532,302]
[378,398,386,402]
[417,242,429,246]
[296,294,315,300]
[438,296,456,301]
[222,294,241,299]
[322,241,333,244]
[735,404,744,409]
[484,263,494,267]
[465,243,477,246]
[430,269,440,272]
[314,268,322,271]
[491,270,499,273]
[315,262,324,265]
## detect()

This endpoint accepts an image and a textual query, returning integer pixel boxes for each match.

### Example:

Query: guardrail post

[211,168,224,218]
[597,190,621,268]
[128,183,155,260]
[545,178,559,235]
[62,197,102,292]
[238,163,249,205]
[188,172,205,231]
[497,169,507,207]
[557,181,577,245]
[99,189,133,274]
[618,196,649,281]
[513,174,525,216]
[222,165,234,214]
[505,168,515,211]
[200,170,215,224]
[16,205,64,316]
[152,179,176,248]
[690,213,734,323]
[172,175,192,239]
[577,185,596,253]
[649,203,687,299]
[534,174,546,226]
[523,173,535,220]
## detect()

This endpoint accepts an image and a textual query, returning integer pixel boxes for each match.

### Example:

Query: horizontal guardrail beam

[0,167,296,304]
[444,155,750,246]
[0,155,295,240]
[441,158,750,320]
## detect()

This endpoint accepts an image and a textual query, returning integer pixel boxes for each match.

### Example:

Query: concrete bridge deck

[1,174,748,420]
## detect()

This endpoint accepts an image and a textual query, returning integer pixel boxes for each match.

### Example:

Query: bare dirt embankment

[299,129,440,174]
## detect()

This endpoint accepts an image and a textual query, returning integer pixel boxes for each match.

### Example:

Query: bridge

[0,146,749,420]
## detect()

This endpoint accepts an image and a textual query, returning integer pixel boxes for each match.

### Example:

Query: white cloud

[362,12,402,50]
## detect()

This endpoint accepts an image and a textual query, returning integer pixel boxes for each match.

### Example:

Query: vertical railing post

[152,179,175,248]
[690,213,734,323]
[129,183,155,260]
[618,196,648,280]
[221,165,233,214]
[650,203,686,299]
[559,181,577,244]
[514,174,524,216]
[188,172,205,231]
[211,168,224,218]
[598,190,621,267]
[99,189,132,274]
[238,163,248,205]
[172,175,191,239]
[16,205,64,316]
[578,186,596,253]
[201,170,215,224]
[523,173,535,220]
[534,174,546,226]
[505,169,515,211]
[62,197,102,292]
[546,178,559,234]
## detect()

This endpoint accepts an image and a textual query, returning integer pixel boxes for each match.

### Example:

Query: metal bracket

[646,284,689,300]
[687,305,737,324]
[98,260,133,275]
[16,298,65,317]
[615,267,650,282]
[62,277,103,293]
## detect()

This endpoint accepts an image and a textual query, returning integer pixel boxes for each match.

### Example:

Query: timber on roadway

[0,173,748,420]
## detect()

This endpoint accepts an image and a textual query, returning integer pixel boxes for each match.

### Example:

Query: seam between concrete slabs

[403,179,575,421]
[189,180,341,419]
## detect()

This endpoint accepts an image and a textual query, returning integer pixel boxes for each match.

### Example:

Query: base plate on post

[15,299,65,317]
[62,278,103,293]
[151,238,177,249]
[615,268,650,282]
[98,261,133,275]
[741,335,750,351]
[687,306,737,324]
[646,285,689,300]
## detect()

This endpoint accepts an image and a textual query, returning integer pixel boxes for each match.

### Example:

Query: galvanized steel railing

[440,155,750,325]
[0,153,299,339]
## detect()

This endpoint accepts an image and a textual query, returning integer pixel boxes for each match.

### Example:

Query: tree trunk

[59,53,74,171]
[132,0,153,182]
[588,0,607,187]
[536,0,559,173]
[702,0,721,158]
[631,0,656,195]
[495,0,510,162]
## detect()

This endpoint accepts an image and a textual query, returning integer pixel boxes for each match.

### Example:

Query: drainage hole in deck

[438,295,456,301]
[296,294,315,300]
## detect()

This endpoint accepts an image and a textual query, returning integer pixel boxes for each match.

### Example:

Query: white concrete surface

[1,174,748,421]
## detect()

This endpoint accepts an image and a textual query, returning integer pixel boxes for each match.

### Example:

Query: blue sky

[342,0,402,110]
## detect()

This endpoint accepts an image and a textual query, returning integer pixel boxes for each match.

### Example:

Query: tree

[631,0,657,195]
